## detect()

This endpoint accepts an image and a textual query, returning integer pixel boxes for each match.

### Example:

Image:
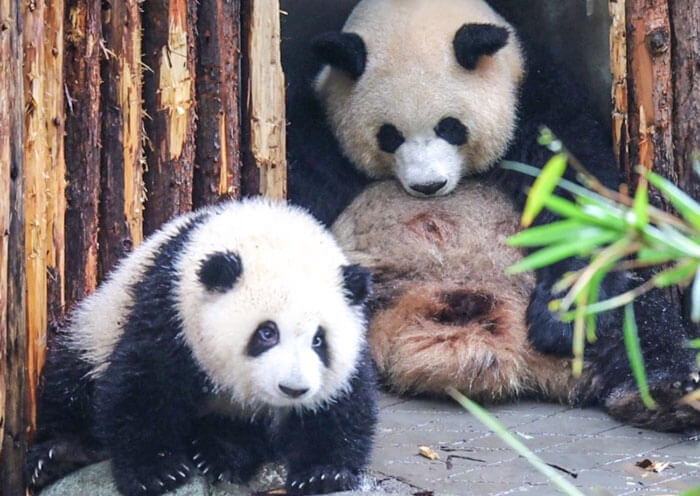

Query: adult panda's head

[175,199,371,410]
[313,0,524,197]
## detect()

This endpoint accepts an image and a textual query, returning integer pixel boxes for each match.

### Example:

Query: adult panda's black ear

[312,31,367,80]
[198,251,242,292]
[453,23,509,70]
[341,264,372,306]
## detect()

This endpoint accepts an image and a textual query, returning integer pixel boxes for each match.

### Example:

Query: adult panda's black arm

[276,346,378,495]
[286,84,370,226]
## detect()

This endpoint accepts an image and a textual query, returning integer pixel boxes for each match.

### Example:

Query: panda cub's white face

[314,0,524,197]
[175,200,368,412]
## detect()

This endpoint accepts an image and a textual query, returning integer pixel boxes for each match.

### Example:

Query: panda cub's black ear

[198,251,242,292]
[453,23,510,70]
[342,264,372,306]
[312,31,367,80]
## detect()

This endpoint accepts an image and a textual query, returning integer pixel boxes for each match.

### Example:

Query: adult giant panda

[28,199,376,496]
[287,0,700,430]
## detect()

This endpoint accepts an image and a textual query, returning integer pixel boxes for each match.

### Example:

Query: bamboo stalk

[99,0,144,277]
[241,0,286,199]
[193,0,242,207]
[142,0,197,234]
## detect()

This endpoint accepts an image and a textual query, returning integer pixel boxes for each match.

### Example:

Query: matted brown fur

[333,180,582,401]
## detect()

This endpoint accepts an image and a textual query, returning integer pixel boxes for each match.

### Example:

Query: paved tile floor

[41,393,700,495]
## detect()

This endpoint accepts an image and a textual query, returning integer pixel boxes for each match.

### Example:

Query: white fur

[315,0,524,195]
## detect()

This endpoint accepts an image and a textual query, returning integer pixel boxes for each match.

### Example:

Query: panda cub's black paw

[286,466,361,495]
[189,436,261,484]
[27,436,107,491]
[526,282,574,356]
[113,451,193,496]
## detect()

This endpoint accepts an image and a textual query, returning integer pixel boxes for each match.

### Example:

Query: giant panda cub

[28,199,377,496]
[288,0,700,430]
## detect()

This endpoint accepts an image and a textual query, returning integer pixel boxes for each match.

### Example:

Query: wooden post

[193,0,242,207]
[241,0,286,199]
[99,0,145,277]
[64,0,102,309]
[1,0,28,490]
[142,0,197,234]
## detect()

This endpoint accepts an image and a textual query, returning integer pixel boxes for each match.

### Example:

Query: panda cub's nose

[279,384,309,398]
[410,180,447,195]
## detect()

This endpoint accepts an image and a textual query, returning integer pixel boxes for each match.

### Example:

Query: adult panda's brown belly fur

[333,179,590,402]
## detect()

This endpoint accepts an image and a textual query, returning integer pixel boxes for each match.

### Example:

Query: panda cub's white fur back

[30,198,377,496]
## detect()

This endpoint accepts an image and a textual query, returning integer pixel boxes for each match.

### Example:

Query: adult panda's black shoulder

[29,199,377,496]
[287,0,700,431]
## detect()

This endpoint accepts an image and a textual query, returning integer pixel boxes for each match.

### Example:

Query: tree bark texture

[142,0,197,234]
[99,0,144,278]
[64,0,102,309]
[240,0,286,199]
[1,0,28,489]
[193,0,242,207]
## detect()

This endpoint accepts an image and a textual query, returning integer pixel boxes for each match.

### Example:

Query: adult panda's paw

[526,282,574,356]
[286,466,360,495]
[188,437,260,484]
[112,451,193,496]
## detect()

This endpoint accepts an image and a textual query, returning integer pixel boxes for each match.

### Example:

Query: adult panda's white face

[314,0,524,197]
[175,200,370,411]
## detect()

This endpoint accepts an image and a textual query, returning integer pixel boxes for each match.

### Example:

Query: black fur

[435,117,468,146]
[286,12,700,431]
[30,208,378,494]
[453,23,510,70]
[312,32,367,80]
[342,264,373,306]
[198,251,242,292]
[377,124,405,154]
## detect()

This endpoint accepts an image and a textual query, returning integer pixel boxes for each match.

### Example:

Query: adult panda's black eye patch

[377,124,405,153]
[247,321,280,357]
[198,251,242,292]
[435,117,468,146]
[453,23,510,70]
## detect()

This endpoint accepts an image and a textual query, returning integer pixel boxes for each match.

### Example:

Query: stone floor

[41,393,700,496]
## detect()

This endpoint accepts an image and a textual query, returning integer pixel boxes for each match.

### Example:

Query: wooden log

[609,0,628,169]
[64,0,102,308]
[193,0,242,207]
[240,0,286,199]
[1,0,27,488]
[99,0,144,278]
[142,0,197,233]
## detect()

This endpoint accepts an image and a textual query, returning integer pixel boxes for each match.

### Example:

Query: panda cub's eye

[246,321,280,357]
[435,117,468,146]
[377,124,405,153]
[312,328,325,348]
[312,327,329,367]
[257,323,278,343]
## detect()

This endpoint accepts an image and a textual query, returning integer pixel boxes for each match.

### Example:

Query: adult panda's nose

[410,180,447,196]
[279,384,309,398]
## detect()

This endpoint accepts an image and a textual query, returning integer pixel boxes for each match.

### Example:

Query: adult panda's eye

[247,321,279,357]
[435,117,468,146]
[377,124,405,153]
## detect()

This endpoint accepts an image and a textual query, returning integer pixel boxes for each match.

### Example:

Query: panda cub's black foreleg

[188,415,272,484]
[277,348,377,495]
[93,331,203,496]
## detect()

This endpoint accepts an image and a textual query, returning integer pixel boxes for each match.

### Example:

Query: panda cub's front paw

[287,466,360,495]
[112,451,193,496]
[527,282,574,356]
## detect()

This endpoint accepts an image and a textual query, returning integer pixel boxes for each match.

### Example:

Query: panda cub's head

[175,200,371,410]
[313,0,524,197]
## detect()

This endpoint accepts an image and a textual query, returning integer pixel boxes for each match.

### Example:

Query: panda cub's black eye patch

[377,124,405,153]
[247,321,279,357]
[435,117,468,146]
[312,327,329,367]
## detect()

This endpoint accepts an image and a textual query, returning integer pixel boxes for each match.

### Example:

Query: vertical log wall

[611,0,700,316]
[0,0,283,492]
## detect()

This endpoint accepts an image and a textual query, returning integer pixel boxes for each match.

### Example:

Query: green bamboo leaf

[641,225,698,258]
[446,387,585,496]
[623,303,657,409]
[634,177,649,227]
[654,260,699,288]
[572,290,586,377]
[687,338,700,349]
[659,225,700,258]
[692,265,700,323]
[679,487,700,496]
[585,269,607,343]
[647,170,700,231]
[522,153,568,227]
[637,247,677,264]
[545,196,627,231]
[507,230,619,275]
[508,221,608,248]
